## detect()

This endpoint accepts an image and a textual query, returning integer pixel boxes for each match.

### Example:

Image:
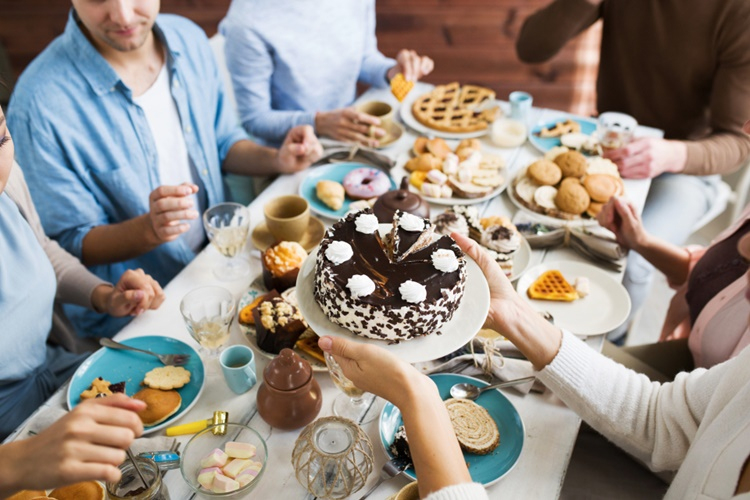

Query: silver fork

[99,338,191,366]
[358,458,410,500]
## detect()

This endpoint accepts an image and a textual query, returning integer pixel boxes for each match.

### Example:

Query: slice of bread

[49,481,105,500]
[445,398,500,455]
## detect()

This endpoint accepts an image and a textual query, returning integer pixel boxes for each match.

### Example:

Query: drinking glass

[203,202,251,281]
[180,286,236,368]
[324,352,378,424]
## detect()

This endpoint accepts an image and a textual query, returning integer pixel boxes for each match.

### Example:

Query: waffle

[390,73,414,102]
[527,270,579,302]
[412,83,499,133]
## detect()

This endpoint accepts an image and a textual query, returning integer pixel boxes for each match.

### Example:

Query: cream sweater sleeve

[424,483,488,500]
[538,331,733,471]
[5,162,107,308]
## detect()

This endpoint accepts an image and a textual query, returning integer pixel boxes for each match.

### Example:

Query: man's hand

[387,49,435,82]
[92,268,165,317]
[603,137,687,179]
[147,183,199,244]
[596,196,649,250]
[276,125,322,174]
[315,108,386,147]
[0,395,145,496]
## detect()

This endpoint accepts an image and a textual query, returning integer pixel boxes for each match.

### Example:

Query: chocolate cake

[314,209,467,342]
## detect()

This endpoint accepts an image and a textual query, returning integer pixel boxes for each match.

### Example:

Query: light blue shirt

[8,12,249,338]
[220,0,396,145]
[0,193,55,383]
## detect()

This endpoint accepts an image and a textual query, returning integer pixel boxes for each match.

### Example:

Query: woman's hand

[0,395,145,497]
[318,336,430,409]
[314,108,385,147]
[93,268,165,317]
[387,49,435,82]
[453,233,562,368]
[596,196,648,250]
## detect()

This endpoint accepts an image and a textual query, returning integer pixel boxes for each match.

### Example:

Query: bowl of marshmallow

[180,423,268,498]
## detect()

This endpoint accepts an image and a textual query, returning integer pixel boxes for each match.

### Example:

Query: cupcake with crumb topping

[262,241,307,292]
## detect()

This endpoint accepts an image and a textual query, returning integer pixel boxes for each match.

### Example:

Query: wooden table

[7,84,660,499]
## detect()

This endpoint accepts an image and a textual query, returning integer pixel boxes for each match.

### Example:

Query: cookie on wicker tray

[555,181,590,215]
[554,151,588,178]
[445,398,500,455]
[527,160,562,186]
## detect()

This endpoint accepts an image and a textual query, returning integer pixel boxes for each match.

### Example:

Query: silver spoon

[450,376,536,400]
[126,448,149,490]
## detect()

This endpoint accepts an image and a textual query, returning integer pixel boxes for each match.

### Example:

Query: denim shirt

[8,12,248,338]
[220,0,395,146]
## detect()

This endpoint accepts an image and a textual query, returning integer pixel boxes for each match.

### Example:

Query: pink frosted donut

[342,168,391,200]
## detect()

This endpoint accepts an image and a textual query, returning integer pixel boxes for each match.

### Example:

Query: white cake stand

[296,243,490,364]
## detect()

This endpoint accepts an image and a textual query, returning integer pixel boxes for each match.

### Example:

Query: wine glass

[180,286,236,372]
[203,202,251,281]
[324,352,378,424]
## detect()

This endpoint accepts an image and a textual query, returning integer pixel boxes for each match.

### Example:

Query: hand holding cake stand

[295,212,490,365]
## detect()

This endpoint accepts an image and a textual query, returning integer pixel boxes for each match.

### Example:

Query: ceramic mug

[264,195,310,242]
[355,100,394,138]
[509,91,533,122]
[220,345,257,394]
[388,481,419,500]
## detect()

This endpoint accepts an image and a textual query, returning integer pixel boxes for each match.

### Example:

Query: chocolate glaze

[319,209,462,308]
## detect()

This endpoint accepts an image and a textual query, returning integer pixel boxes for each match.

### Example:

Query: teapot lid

[373,177,429,222]
[263,348,312,391]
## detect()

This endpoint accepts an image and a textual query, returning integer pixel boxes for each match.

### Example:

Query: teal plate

[528,116,597,154]
[379,373,524,486]
[299,162,397,220]
[67,336,205,434]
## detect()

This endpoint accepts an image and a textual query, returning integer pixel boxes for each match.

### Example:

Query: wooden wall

[0,0,599,115]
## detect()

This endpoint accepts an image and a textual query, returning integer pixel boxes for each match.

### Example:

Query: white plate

[295,228,491,363]
[507,168,600,227]
[399,91,491,140]
[392,151,508,206]
[516,260,631,336]
[508,236,532,282]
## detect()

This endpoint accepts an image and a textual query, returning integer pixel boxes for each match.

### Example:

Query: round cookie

[554,151,588,178]
[560,177,582,189]
[555,181,591,215]
[527,160,562,186]
[583,174,621,203]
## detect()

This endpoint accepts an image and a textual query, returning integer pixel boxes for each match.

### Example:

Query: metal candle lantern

[292,416,374,499]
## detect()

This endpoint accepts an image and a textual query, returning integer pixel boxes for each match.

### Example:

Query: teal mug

[220,345,257,394]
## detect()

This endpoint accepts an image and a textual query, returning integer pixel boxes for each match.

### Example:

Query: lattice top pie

[412,83,499,133]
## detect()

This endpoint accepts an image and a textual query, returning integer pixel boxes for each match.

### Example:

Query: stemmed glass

[180,286,236,373]
[203,202,251,281]
[324,352,377,424]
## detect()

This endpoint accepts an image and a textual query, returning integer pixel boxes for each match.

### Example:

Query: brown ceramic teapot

[373,177,430,223]
[256,348,322,430]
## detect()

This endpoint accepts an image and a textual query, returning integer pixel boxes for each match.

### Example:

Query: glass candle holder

[292,416,374,499]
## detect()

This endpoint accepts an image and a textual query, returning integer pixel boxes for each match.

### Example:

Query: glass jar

[292,416,374,499]
[107,457,170,500]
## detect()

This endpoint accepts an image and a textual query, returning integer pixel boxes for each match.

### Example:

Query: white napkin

[416,337,540,394]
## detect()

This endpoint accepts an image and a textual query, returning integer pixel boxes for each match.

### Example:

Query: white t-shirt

[134,64,205,253]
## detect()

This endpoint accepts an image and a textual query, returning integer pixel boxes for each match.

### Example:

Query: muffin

[262,241,307,292]
[253,297,307,354]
